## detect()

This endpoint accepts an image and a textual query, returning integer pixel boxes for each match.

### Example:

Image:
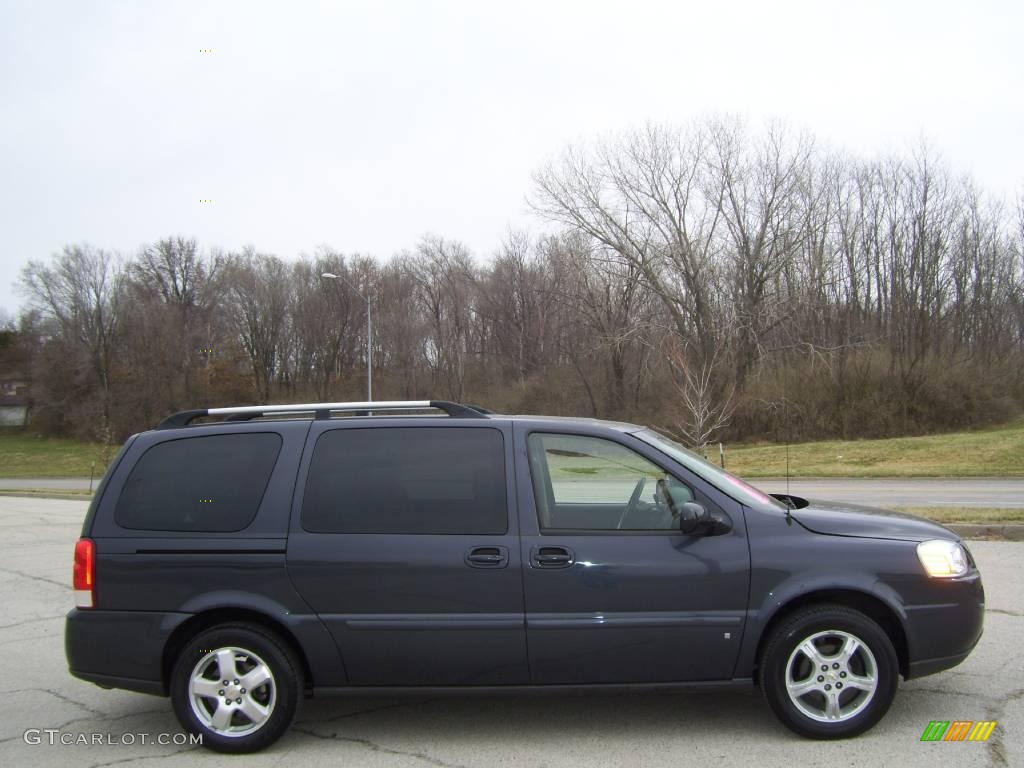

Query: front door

[516,425,751,684]
[287,421,528,686]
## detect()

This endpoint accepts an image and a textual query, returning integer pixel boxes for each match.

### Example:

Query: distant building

[0,373,28,427]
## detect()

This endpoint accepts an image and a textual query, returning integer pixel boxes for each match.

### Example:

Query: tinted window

[115,433,282,532]
[527,432,692,531]
[302,427,507,534]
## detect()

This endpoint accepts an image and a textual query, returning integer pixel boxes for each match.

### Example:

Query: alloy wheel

[784,629,878,723]
[188,646,277,737]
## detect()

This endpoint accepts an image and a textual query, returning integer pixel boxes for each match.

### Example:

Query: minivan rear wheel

[759,604,898,739]
[170,623,302,753]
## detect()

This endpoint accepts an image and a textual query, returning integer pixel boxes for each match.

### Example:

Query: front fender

[755,572,910,629]
[735,509,921,679]
[733,572,911,679]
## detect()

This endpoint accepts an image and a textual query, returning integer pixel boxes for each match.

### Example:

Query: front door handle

[531,546,574,568]
[465,546,509,569]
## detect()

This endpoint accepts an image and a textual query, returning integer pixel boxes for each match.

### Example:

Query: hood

[781,496,959,543]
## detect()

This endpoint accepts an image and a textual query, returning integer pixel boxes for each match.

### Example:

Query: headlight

[917,539,969,578]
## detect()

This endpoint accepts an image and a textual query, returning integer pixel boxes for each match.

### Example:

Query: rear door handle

[465,546,509,569]
[531,546,574,568]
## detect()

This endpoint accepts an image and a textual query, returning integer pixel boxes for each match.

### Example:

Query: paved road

[0,496,1021,768]
[3,476,1023,508]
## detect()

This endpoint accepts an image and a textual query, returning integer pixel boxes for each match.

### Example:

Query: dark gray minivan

[65,400,985,752]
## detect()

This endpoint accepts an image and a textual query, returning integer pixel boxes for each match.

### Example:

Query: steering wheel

[616,477,647,530]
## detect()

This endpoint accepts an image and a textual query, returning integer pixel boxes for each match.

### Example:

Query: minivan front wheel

[759,605,898,739]
[170,623,302,752]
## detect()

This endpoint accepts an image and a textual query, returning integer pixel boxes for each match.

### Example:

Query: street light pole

[321,272,373,402]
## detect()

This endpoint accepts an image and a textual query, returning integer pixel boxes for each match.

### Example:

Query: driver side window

[527,432,693,531]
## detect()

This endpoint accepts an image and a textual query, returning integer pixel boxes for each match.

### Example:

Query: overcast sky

[1,0,1021,315]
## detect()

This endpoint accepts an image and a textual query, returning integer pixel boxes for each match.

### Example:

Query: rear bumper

[69,670,165,696]
[908,646,978,679]
[65,608,189,696]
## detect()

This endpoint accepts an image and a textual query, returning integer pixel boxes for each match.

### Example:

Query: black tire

[758,604,898,739]
[170,623,303,753]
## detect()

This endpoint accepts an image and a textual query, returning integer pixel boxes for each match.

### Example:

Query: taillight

[73,538,95,608]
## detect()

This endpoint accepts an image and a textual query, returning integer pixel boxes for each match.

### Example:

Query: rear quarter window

[301,426,507,534]
[115,432,282,532]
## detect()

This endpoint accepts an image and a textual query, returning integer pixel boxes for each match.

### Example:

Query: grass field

[723,420,1024,478]
[0,429,115,478]
[2,418,1024,479]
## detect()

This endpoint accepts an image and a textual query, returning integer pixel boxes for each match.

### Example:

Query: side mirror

[678,502,709,535]
[657,478,732,536]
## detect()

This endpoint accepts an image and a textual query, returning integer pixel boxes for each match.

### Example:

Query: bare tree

[222,249,291,401]
[407,235,477,401]
[126,237,224,406]
[532,122,722,361]
[543,232,652,414]
[706,119,814,384]
[19,244,124,432]
[288,249,358,400]
[664,336,736,452]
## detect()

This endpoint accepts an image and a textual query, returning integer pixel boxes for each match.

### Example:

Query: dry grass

[0,429,113,478]
[724,420,1024,478]
[4,419,1024,481]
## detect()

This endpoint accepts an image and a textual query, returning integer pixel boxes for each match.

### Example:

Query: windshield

[634,429,787,511]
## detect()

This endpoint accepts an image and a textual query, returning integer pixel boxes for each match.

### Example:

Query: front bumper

[903,570,985,680]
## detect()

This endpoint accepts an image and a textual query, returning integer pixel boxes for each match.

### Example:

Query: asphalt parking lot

[0,496,1020,768]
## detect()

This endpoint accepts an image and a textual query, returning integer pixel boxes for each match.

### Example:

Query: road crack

[0,565,68,589]
[86,747,200,768]
[902,685,996,700]
[0,615,62,631]
[301,697,438,725]
[0,687,107,717]
[986,687,1024,767]
[292,727,470,768]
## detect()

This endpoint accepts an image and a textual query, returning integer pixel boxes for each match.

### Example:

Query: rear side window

[115,433,282,532]
[301,427,507,534]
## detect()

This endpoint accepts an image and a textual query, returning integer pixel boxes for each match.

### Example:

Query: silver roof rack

[156,400,490,429]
